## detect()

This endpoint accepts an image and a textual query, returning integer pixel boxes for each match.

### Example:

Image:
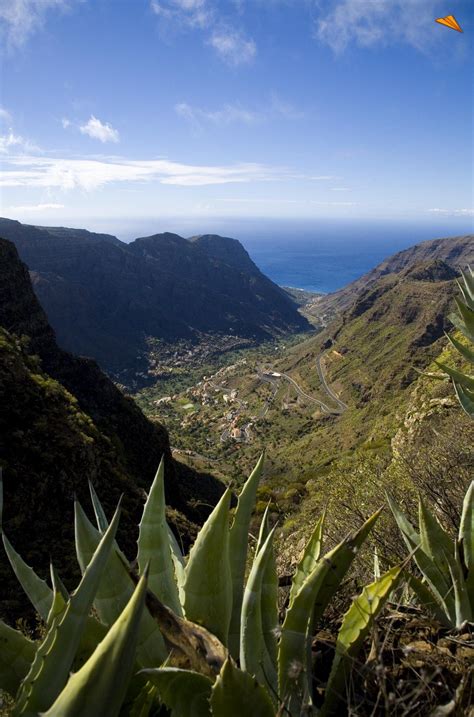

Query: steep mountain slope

[310,233,473,319]
[268,259,460,470]
[0,218,309,375]
[0,238,225,619]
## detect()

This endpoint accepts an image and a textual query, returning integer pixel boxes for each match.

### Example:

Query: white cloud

[0,131,40,154]
[5,202,64,212]
[151,0,256,65]
[79,116,120,143]
[151,0,211,29]
[209,29,256,65]
[0,0,78,49]
[175,102,261,126]
[175,95,304,128]
[0,107,12,123]
[428,208,474,217]
[315,0,444,54]
[61,117,71,129]
[0,154,299,190]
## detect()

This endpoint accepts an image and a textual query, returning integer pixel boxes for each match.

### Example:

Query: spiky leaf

[279,510,381,716]
[320,567,402,716]
[256,506,279,670]
[15,503,121,716]
[228,454,264,657]
[288,511,325,607]
[137,458,182,616]
[2,534,53,621]
[183,488,232,644]
[240,527,277,692]
[210,659,275,717]
[142,668,212,717]
[74,501,167,666]
[43,572,148,717]
[0,620,35,697]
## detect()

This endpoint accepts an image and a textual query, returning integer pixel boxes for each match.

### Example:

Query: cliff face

[314,234,473,317]
[0,219,309,374]
[0,238,225,620]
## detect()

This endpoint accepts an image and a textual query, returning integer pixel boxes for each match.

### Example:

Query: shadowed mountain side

[0,219,310,374]
[0,238,227,620]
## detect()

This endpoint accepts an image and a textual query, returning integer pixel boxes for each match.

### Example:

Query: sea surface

[116,217,472,295]
[236,219,473,294]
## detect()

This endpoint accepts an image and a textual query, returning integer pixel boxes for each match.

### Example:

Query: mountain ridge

[0,218,309,377]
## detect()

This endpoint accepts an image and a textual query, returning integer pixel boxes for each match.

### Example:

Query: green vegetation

[0,456,402,716]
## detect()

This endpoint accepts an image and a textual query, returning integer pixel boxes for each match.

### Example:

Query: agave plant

[387,482,473,629]
[1,456,401,715]
[436,266,474,417]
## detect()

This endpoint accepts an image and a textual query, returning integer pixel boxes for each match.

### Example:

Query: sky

[0,0,473,237]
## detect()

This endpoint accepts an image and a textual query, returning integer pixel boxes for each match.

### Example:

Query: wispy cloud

[5,202,65,212]
[175,102,261,127]
[0,0,79,49]
[0,109,41,153]
[150,0,256,65]
[79,116,120,143]
[175,94,304,129]
[0,107,12,123]
[429,207,474,217]
[314,0,444,54]
[0,154,305,190]
[208,29,256,65]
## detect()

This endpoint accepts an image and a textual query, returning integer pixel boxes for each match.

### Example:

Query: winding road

[257,351,348,416]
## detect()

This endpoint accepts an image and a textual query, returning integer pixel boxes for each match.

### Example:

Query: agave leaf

[459,268,474,305]
[0,620,35,698]
[240,527,277,694]
[128,682,159,717]
[15,503,121,716]
[454,382,474,418]
[418,498,454,584]
[183,488,232,645]
[142,668,213,717]
[167,525,186,605]
[228,453,264,657]
[124,562,228,680]
[418,498,471,625]
[455,296,474,339]
[449,312,474,343]
[88,481,109,532]
[288,511,325,607]
[459,481,474,609]
[457,278,474,311]
[210,659,275,717]
[137,458,182,616]
[2,534,53,621]
[405,573,451,626]
[387,495,456,623]
[0,470,3,531]
[448,547,472,627]
[74,501,167,666]
[43,572,148,717]
[446,333,474,365]
[320,567,402,716]
[434,361,474,391]
[256,506,279,671]
[279,510,381,716]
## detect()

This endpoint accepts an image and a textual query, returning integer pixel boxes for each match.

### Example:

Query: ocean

[236,219,473,294]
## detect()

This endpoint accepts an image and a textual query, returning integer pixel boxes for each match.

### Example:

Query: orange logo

[435,15,463,32]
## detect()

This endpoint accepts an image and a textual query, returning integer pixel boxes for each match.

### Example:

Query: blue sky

[0,0,473,236]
